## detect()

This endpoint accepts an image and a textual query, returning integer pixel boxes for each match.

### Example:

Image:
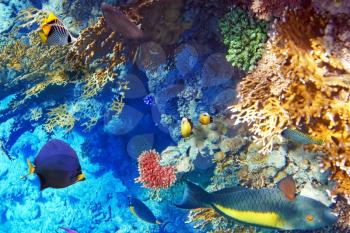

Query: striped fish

[38,13,76,46]
[176,177,337,230]
[281,128,323,145]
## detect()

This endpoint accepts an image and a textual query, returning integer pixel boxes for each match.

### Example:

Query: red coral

[135,150,176,189]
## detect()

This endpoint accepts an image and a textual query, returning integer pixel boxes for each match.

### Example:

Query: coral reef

[135,150,177,189]
[230,5,350,205]
[219,7,268,71]
[250,0,304,20]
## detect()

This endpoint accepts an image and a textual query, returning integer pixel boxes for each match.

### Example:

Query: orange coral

[230,7,350,199]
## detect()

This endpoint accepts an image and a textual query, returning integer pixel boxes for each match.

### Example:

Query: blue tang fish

[21,139,85,190]
[176,176,337,230]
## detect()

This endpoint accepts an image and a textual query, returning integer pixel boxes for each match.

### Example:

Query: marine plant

[135,150,177,189]
[219,7,268,71]
[230,6,350,202]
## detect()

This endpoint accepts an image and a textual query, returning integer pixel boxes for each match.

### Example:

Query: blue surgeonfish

[21,139,85,190]
[176,176,337,230]
[38,13,76,46]
[128,196,161,224]
[281,128,323,145]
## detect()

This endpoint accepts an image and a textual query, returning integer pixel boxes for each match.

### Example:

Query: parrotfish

[57,226,78,233]
[181,117,193,138]
[21,139,86,190]
[128,196,161,224]
[199,112,213,125]
[38,13,76,46]
[176,176,337,230]
[281,128,323,145]
[101,2,150,43]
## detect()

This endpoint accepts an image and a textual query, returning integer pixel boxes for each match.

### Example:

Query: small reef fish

[101,2,150,43]
[128,196,161,224]
[21,139,86,190]
[57,226,78,233]
[281,128,323,145]
[199,112,213,125]
[176,176,337,230]
[181,117,193,138]
[38,12,76,46]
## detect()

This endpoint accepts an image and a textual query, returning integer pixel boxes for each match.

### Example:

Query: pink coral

[135,150,176,189]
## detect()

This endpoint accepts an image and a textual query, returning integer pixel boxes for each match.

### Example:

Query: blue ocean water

[0,0,348,233]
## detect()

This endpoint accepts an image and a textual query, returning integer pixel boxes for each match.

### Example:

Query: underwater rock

[127,133,154,160]
[245,143,287,172]
[175,44,198,76]
[103,105,143,135]
[300,183,333,207]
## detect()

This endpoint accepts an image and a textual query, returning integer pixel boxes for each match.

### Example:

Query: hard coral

[251,0,304,20]
[135,150,177,189]
[230,7,350,199]
[219,7,268,71]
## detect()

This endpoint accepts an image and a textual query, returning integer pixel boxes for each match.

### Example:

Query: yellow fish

[199,112,213,125]
[181,117,193,138]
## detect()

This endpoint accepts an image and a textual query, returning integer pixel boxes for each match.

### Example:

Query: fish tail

[20,159,35,180]
[175,181,211,209]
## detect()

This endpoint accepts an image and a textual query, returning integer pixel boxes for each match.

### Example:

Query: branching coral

[230,7,350,199]
[219,7,268,71]
[44,104,76,133]
[135,150,177,189]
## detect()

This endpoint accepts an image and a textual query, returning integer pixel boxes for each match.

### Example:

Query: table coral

[219,7,268,71]
[230,6,350,201]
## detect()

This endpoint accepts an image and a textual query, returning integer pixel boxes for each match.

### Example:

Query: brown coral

[250,0,304,20]
[230,6,350,200]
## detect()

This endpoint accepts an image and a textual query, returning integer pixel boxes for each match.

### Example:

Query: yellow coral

[230,7,350,198]
[44,105,76,133]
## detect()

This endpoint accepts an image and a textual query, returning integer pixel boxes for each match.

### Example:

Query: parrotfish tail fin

[20,159,35,180]
[175,181,210,209]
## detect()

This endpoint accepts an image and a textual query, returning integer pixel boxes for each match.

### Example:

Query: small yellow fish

[181,117,193,138]
[199,112,213,125]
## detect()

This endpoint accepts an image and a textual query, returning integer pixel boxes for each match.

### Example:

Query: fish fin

[76,173,86,182]
[175,181,210,209]
[129,206,138,218]
[132,45,142,65]
[38,31,47,43]
[277,176,296,200]
[212,186,246,195]
[20,159,35,180]
[37,174,49,191]
[46,12,58,24]
[41,25,52,36]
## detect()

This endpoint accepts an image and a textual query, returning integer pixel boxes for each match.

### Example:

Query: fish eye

[306,214,314,222]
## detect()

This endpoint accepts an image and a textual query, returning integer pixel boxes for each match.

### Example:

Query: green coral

[219,8,268,71]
